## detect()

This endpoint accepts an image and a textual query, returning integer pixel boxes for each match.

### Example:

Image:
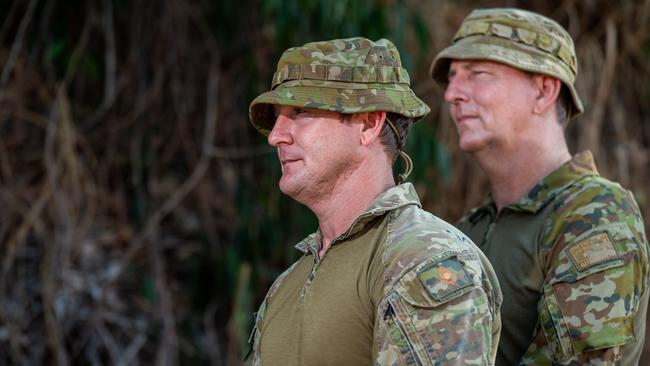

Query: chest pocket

[379,252,493,365]
[539,222,642,361]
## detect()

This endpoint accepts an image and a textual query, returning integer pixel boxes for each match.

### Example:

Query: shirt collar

[295,183,421,254]
[469,151,599,220]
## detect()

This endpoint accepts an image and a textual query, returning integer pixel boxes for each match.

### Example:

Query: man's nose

[444,76,469,105]
[267,113,293,146]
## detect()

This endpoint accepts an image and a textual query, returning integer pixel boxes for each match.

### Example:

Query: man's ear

[533,75,562,115]
[359,111,386,146]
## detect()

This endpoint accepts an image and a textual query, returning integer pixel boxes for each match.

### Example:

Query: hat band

[453,19,576,75]
[272,64,411,89]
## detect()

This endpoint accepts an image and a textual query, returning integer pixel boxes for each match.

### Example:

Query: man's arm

[373,250,501,365]
[521,185,649,365]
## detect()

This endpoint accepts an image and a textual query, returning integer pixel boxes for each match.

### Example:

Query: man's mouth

[280,158,301,168]
[455,114,478,123]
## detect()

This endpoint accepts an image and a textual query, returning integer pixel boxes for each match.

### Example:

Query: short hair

[379,113,414,163]
[556,86,572,128]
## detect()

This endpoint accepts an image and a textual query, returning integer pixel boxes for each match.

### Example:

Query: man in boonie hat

[247,37,502,365]
[431,8,649,365]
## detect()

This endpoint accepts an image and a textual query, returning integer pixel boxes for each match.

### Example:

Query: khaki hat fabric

[431,8,584,120]
[250,37,431,136]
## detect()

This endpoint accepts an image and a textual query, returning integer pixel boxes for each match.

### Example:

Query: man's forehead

[273,104,313,114]
[448,59,533,78]
[449,59,504,70]
[272,105,347,118]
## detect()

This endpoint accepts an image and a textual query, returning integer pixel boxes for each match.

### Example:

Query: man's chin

[458,137,485,153]
[278,178,301,198]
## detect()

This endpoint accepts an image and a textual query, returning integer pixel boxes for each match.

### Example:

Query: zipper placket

[299,223,357,298]
[299,236,332,299]
[480,209,497,248]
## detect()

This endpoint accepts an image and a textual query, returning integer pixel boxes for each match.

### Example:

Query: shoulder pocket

[396,252,477,307]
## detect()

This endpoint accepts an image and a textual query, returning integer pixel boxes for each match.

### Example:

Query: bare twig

[117,333,147,366]
[1,184,51,279]
[0,136,12,182]
[94,320,121,363]
[153,243,177,366]
[84,0,119,129]
[41,214,70,366]
[101,0,117,108]
[0,0,22,43]
[62,17,94,88]
[0,0,38,87]
[29,0,56,64]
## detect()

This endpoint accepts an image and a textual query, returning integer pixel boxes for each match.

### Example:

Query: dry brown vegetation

[0,0,648,364]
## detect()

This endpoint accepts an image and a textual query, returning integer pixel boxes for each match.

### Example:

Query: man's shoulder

[546,173,643,239]
[387,204,477,254]
[381,204,487,286]
[542,172,648,276]
[556,173,632,208]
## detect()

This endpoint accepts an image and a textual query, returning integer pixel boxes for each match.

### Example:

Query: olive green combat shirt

[457,151,650,365]
[249,183,502,365]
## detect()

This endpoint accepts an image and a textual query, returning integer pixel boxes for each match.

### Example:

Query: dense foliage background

[1,0,649,364]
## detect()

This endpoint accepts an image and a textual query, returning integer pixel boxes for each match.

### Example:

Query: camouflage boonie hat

[250,37,430,135]
[430,8,584,120]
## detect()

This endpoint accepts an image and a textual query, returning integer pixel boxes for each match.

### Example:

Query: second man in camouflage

[431,7,650,365]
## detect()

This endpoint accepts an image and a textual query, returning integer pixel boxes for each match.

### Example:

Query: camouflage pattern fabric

[430,8,584,120]
[457,151,649,365]
[249,37,430,136]
[248,183,502,365]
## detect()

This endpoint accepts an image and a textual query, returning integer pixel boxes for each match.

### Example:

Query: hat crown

[278,38,402,68]
[271,37,411,89]
[454,8,577,77]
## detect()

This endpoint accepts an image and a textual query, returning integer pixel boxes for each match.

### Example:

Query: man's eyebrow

[449,61,484,78]
[460,61,480,70]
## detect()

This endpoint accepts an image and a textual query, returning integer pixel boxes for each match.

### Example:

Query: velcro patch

[567,232,619,271]
[417,258,473,301]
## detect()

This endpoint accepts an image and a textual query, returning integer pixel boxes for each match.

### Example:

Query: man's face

[444,60,538,153]
[267,105,362,201]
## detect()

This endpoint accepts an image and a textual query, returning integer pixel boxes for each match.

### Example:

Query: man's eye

[293,109,308,117]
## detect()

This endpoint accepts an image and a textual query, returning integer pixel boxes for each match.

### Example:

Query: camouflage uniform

[248,38,503,365]
[457,151,649,365]
[431,9,649,365]
[248,183,502,365]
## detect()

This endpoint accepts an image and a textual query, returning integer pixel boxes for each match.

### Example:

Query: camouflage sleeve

[373,248,500,365]
[520,184,650,365]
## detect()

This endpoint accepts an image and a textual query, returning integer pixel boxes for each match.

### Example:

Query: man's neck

[475,135,571,213]
[307,163,394,258]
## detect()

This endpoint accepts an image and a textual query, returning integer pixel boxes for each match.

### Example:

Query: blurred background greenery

[1,0,649,364]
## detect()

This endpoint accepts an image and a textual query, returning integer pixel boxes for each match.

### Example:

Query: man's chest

[259,236,384,365]
[459,211,548,363]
